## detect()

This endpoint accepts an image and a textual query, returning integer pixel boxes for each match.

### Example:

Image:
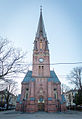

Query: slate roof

[22,71,35,83]
[48,71,60,83]
[16,94,21,103]
[22,70,60,83]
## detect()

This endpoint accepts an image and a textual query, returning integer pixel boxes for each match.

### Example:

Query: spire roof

[36,6,46,38]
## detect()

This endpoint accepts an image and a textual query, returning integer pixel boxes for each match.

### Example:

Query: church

[16,8,66,112]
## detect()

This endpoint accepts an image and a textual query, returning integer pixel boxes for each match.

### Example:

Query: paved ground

[0,110,82,119]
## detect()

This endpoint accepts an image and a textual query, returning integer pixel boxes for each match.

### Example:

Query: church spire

[36,6,46,38]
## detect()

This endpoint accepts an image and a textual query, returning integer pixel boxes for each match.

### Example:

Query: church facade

[16,8,66,112]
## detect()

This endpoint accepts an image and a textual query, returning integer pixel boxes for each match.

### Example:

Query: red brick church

[16,8,66,112]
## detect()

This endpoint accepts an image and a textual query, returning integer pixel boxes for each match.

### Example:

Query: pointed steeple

[36,6,46,38]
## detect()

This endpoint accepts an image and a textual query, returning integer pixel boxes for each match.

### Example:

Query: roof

[16,94,21,103]
[64,89,78,94]
[48,71,60,83]
[22,71,35,83]
[36,8,46,38]
[22,70,60,83]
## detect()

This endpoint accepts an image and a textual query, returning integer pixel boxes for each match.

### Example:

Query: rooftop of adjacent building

[63,89,78,94]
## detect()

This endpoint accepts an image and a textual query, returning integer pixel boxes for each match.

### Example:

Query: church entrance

[38,103,44,111]
[38,96,45,111]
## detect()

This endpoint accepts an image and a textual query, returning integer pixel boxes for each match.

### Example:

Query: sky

[0,0,82,92]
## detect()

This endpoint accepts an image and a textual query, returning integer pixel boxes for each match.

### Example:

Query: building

[64,89,78,107]
[16,8,66,112]
[0,89,16,110]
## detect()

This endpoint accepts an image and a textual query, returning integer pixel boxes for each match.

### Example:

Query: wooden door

[38,103,44,111]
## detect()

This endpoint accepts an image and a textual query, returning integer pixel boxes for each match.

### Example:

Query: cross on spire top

[40,5,42,13]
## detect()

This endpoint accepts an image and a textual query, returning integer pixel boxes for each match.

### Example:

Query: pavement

[0,110,82,119]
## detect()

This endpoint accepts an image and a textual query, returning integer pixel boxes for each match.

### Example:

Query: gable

[22,70,60,83]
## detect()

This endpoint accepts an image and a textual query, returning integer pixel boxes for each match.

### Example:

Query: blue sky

[0,0,82,90]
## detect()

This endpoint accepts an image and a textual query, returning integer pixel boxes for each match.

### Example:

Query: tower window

[42,66,44,76]
[39,66,41,75]
[38,66,44,76]
[40,41,42,49]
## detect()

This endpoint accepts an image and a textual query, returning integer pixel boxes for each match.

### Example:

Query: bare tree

[68,67,82,90]
[4,80,18,110]
[61,84,70,94]
[0,37,28,82]
[0,37,29,109]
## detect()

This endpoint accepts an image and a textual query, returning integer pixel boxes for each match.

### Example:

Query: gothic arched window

[25,88,29,99]
[39,66,41,75]
[42,66,44,76]
[40,41,42,49]
[54,88,58,99]
[38,66,44,76]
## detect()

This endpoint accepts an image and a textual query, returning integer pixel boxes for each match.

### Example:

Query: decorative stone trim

[30,97,35,101]
[48,97,52,101]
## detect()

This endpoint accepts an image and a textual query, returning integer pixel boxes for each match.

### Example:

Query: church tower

[16,7,67,113]
[32,7,50,77]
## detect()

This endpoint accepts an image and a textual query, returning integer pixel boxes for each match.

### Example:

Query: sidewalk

[0,110,82,119]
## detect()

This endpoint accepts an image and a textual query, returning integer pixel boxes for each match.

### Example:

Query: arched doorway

[38,96,45,111]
